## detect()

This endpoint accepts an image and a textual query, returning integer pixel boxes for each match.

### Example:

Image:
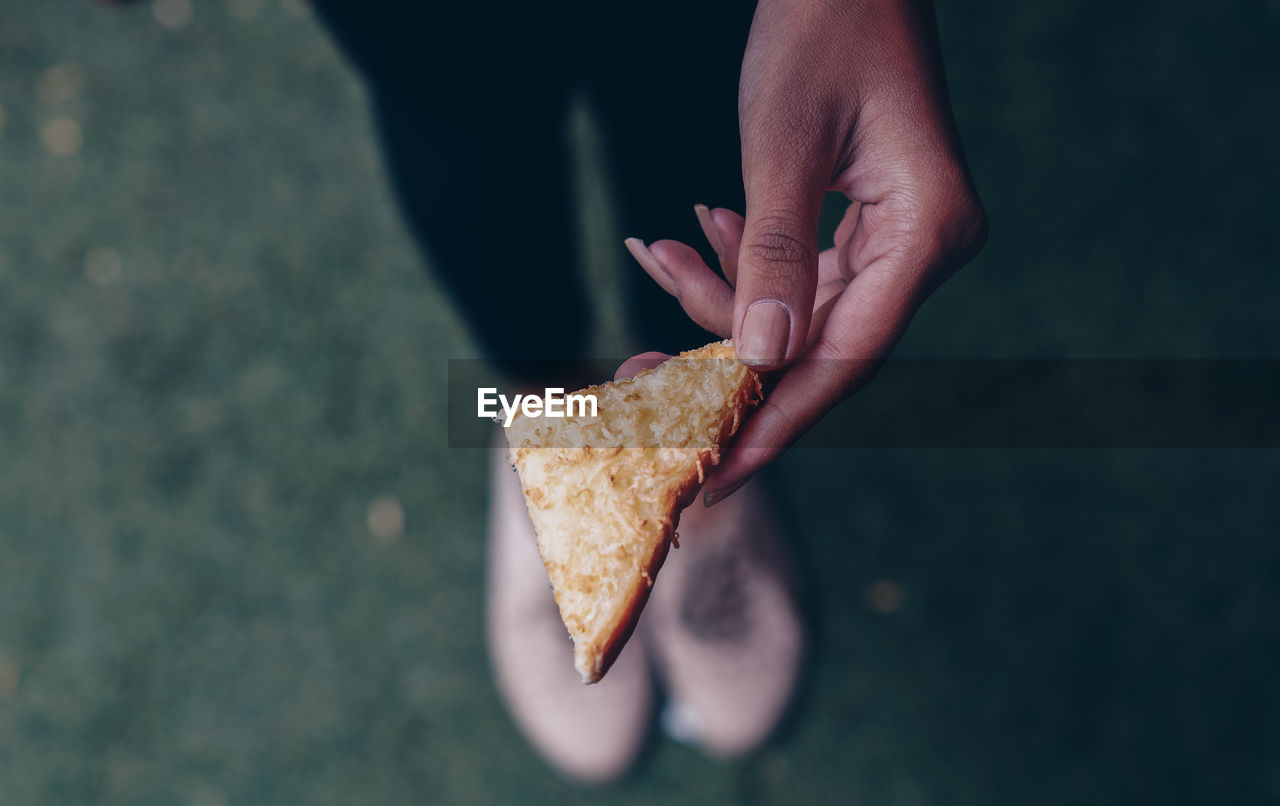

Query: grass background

[1,1,1278,803]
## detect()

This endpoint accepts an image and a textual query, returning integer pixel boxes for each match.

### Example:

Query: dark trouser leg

[372,90,593,381]
[589,1,755,355]
[312,2,591,383]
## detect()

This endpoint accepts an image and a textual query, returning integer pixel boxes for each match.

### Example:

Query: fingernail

[624,237,679,296]
[694,204,724,257]
[704,477,749,507]
[738,299,791,368]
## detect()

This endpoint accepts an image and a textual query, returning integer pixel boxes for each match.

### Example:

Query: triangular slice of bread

[505,340,762,683]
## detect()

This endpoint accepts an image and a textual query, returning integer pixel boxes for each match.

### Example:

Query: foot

[485,437,653,782]
[644,477,805,757]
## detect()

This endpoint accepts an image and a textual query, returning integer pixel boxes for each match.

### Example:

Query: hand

[624,0,987,504]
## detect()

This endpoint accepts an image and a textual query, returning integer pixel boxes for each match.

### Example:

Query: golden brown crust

[507,340,761,683]
[577,448,710,682]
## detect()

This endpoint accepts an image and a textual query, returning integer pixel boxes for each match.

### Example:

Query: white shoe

[644,478,805,758]
[485,439,653,782]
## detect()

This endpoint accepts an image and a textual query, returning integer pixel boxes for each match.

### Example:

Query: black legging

[311,1,754,382]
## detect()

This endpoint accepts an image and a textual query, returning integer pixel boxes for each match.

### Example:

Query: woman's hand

[625,0,987,504]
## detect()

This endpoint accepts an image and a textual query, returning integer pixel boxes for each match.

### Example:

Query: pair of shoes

[485,443,804,782]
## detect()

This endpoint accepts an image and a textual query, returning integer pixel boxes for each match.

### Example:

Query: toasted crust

[505,341,762,682]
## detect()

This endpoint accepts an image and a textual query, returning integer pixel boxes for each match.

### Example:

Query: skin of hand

[624,0,987,505]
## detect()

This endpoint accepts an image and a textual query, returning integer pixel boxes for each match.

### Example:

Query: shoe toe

[498,634,652,783]
[647,479,805,758]
[653,568,803,757]
[486,440,653,782]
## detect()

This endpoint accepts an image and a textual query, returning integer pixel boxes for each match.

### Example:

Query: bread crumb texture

[506,341,761,682]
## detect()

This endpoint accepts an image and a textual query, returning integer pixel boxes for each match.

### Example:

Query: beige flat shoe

[644,477,805,758]
[485,438,654,782]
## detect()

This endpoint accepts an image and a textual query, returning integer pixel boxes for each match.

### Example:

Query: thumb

[732,155,825,369]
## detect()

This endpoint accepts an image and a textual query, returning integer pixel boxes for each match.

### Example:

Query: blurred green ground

[1,1,1279,804]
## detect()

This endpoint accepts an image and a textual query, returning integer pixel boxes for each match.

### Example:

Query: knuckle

[923,197,986,284]
[908,174,989,263]
[941,190,988,259]
[876,173,988,290]
[745,218,815,276]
